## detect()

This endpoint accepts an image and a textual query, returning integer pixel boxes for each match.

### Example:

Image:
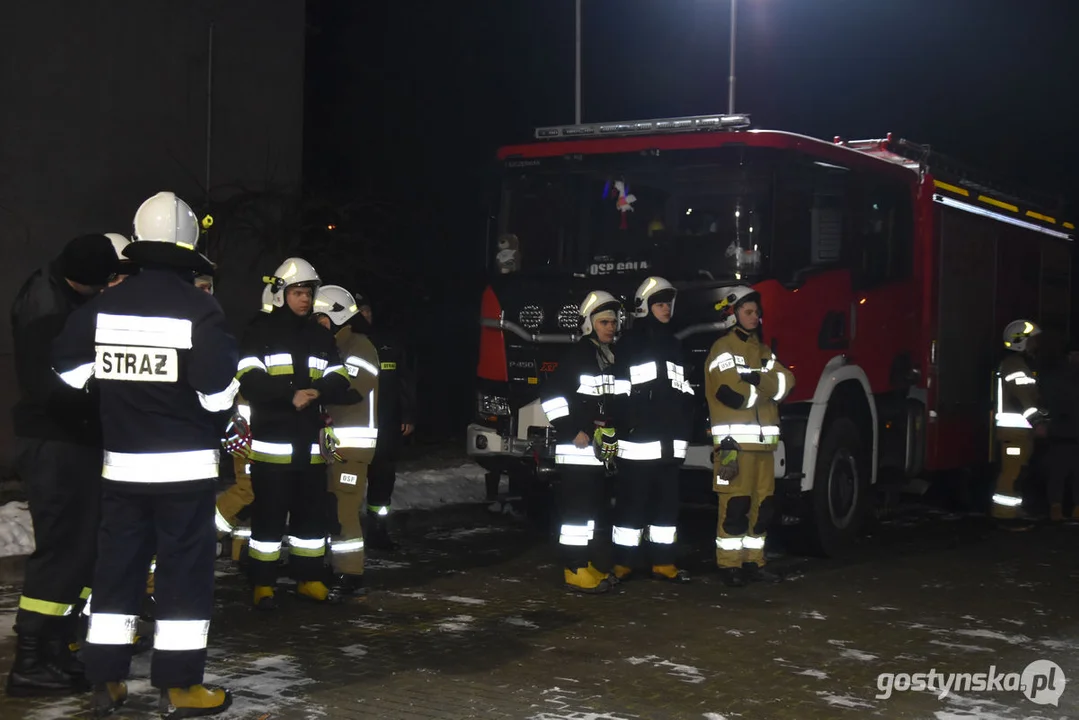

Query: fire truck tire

[807,416,870,557]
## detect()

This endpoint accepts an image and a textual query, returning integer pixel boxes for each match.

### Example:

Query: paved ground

[2,498,1079,719]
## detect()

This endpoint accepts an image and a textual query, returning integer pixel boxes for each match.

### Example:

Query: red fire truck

[468,113,1074,555]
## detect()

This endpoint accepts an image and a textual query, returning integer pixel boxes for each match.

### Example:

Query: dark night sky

[303,0,1079,434]
[307,0,1079,229]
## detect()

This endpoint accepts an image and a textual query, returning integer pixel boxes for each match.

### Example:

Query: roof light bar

[933,194,1072,241]
[535,113,751,140]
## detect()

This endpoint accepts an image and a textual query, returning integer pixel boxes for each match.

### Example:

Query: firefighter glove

[319,426,344,464]
[742,371,761,386]
[222,411,252,459]
[716,436,740,482]
[593,427,618,462]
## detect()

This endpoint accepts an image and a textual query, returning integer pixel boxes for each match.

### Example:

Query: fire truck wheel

[807,416,870,557]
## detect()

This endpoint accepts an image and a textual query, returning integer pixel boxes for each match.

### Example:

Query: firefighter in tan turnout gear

[313,285,380,601]
[704,286,794,587]
[991,319,1049,520]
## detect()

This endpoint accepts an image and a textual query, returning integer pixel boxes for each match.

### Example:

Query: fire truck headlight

[479,393,511,417]
[518,304,545,330]
[558,304,579,330]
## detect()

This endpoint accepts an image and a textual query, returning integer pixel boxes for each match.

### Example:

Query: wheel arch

[800,356,878,492]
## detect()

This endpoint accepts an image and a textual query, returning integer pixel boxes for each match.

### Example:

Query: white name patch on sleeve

[95,346,179,382]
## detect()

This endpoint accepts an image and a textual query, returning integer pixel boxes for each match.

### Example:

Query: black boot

[743,562,783,583]
[717,567,747,588]
[5,632,88,697]
[327,573,366,604]
[365,512,398,551]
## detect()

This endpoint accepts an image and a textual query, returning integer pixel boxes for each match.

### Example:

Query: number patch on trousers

[340,473,358,486]
[95,346,178,382]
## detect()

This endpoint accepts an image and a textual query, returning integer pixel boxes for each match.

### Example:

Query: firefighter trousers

[13,438,99,637]
[1045,442,1079,509]
[715,450,775,569]
[366,456,396,513]
[84,484,216,689]
[612,459,680,567]
[248,464,328,586]
[328,448,373,575]
[556,466,606,571]
[215,455,253,535]
[993,428,1032,519]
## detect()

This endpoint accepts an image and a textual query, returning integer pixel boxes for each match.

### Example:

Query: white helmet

[105,233,131,259]
[126,192,211,273]
[579,290,622,336]
[313,285,359,327]
[132,192,199,249]
[714,285,760,330]
[633,276,677,318]
[263,257,320,309]
[1003,319,1041,353]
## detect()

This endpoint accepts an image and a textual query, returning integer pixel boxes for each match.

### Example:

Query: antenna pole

[728,0,737,115]
[575,0,582,124]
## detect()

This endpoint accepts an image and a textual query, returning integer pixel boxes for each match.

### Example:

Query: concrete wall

[0,0,306,467]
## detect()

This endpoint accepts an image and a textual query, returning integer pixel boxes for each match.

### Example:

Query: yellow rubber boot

[564,566,610,594]
[1051,503,1065,522]
[252,585,275,610]
[613,564,634,580]
[296,580,329,602]
[92,681,127,718]
[652,564,691,583]
[159,684,232,718]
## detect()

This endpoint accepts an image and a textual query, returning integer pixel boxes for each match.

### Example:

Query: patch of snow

[952,628,1031,645]
[426,525,511,540]
[816,692,875,710]
[348,618,387,630]
[0,502,34,557]
[364,558,410,570]
[795,668,829,679]
[531,686,639,720]
[726,629,746,637]
[388,591,427,599]
[703,714,730,720]
[800,610,826,620]
[625,655,706,685]
[338,643,367,659]
[839,648,878,662]
[392,463,488,511]
[437,614,475,632]
[445,595,487,606]
[927,639,993,653]
[999,618,1024,626]
[504,616,540,629]
[203,652,322,718]
[870,605,899,612]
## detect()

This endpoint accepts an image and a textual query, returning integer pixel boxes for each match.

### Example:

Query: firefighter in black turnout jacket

[7,234,120,697]
[238,258,350,609]
[53,192,239,717]
[610,277,694,584]
[541,291,629,593]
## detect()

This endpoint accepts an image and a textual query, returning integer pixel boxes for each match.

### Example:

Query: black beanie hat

[60,234,121,286]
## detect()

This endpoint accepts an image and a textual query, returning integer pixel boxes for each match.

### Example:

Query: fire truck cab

[469,113,1073,556]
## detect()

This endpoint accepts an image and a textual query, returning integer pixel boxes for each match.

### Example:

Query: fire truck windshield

[497,146,776,281]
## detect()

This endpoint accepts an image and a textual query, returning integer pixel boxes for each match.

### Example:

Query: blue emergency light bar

[535,113,751,140]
